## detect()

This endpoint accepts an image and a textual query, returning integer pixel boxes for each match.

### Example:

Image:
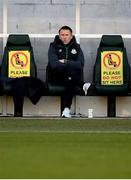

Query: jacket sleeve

[48,44,66,71]
[67,48,84,70]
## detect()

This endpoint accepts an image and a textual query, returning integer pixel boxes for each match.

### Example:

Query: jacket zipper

[65,46,68,59]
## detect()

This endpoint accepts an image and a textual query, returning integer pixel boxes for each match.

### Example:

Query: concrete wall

[1,0,131,117]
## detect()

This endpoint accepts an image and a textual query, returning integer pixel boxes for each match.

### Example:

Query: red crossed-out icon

[10,51,28,69]
[103,52,121,70]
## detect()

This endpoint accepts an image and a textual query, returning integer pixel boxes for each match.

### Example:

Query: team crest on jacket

[71,48,77,54]
[59,49,62,53]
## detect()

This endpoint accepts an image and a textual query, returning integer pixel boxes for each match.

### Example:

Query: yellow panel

[8,50,30,78]
[101,51,123,85]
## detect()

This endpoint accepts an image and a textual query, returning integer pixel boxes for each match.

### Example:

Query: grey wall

[0,0,2,33]
[7,0,76,33]
[80,0,131,34]
[1,0,131,82]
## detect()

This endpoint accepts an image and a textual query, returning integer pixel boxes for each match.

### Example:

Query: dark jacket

[48,35,84,71]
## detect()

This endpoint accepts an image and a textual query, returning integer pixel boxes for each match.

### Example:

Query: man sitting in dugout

[48,25,91,118]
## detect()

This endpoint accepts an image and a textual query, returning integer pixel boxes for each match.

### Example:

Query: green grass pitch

[0,118,131,178]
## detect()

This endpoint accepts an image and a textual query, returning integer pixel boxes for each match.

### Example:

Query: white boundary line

[0,130,131,133]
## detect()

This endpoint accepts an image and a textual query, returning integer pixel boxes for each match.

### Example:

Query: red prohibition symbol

[10,51,28,69]
[103,52,121,70]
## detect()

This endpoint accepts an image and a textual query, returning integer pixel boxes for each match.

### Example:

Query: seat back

[1,34,37,94]
[94,35,130,95]
[1,34,37,79]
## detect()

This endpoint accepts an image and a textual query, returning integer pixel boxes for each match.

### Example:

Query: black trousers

[53,66,84,111]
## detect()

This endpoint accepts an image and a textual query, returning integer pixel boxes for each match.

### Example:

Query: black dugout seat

[0,34,45,116]
[94,35,130,95]
[1,34,37,94]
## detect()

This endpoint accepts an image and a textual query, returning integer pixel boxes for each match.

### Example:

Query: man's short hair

[58,26,73,34]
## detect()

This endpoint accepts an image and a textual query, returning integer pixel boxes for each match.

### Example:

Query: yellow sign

[101,51,123,85]
[8,50,30,78]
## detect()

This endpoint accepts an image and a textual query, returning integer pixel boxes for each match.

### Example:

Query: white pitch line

[0,130,131,133]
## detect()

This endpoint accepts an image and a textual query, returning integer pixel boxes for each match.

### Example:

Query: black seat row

[1,34,130,95]
[0,34,130,117]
